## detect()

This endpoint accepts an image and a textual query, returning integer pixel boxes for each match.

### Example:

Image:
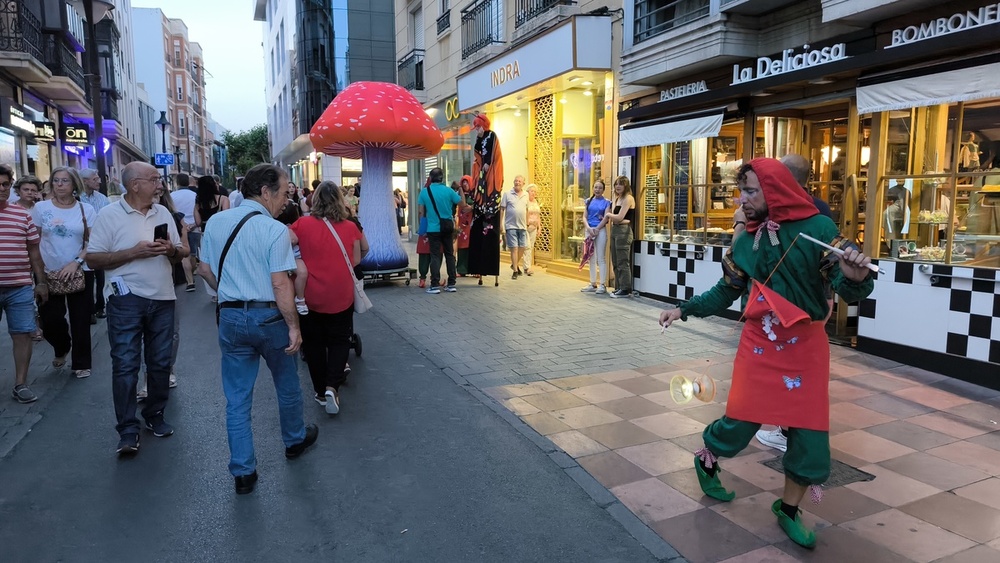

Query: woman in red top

[290,181,366,415]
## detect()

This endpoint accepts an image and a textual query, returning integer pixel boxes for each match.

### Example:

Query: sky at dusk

[131,0,267,134]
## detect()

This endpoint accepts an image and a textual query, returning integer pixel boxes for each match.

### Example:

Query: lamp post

[154,110,170,180]
[173,145,182,177]
[71,0,115,196]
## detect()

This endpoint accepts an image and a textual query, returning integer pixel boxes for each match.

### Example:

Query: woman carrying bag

[31,167,96,378]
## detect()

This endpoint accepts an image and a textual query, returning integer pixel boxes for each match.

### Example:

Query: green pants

[610,224,633,291]
[703,416,830,486]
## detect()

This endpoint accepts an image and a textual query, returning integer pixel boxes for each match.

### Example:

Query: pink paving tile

[955,478,1000,511]
[597,396,669,420]
[842,508,976,563]
[501,397,540,416]
[711,491,830,544]
[827,379,877,402]
[591,368,645,382]
[880,452,992,492]
[520,390,589,412]
[650,508,767,563]
[899,492,1000,543]
[610,376,672,396]
[648,368,703,384]
[829,430,916,464]
[617,439,696,476]
[718,545,803,563]
[866,420,960,452]
[908,413,995,440]
[722,451,786,491]
[520,412,571,436]
[567,382,635,404]
[927,441,1000,477]
[642,390,702,410]
[845,464,941,507]
[892,386,974,411]
[829,402,897,429]
[550,405,622,429]
[659,468,764,507]
[577,451,653,489]
[801,485,891,525]
[775,524,923,563]
[932,545,1000,563]
[548,374,605,390]
[947,401,1000,427]
[631,411,706,439]
[547,430,608,458]
[579,421,663,449]
[609,477,703,524]
[844,371,919,394]
[490,381,560,398]
[990,537,1000,551]
[829,362,867,378]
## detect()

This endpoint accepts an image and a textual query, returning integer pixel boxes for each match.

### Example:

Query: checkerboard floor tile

[487,359,1000,563]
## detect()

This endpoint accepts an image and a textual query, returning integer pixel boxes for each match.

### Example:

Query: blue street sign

[155,153,175,166]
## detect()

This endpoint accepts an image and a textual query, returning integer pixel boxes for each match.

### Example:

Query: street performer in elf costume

[659,158,874,549]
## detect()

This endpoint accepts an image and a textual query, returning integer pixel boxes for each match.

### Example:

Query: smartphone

[153,223,169,241]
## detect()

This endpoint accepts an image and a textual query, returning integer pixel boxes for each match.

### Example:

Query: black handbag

[427,185,454,236]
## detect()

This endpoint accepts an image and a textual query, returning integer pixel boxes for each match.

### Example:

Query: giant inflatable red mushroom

[310,82,444,272]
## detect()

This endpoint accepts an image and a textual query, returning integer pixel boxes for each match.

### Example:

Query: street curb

[373,307,689,562]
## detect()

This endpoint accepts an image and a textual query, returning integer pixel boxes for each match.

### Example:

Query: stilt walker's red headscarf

[743,158,819,248]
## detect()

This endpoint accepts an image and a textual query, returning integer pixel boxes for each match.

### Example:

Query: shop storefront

[619,0,1000,385]
[455,15,615,276]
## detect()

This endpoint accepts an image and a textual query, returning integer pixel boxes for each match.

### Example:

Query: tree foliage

[222,124,270,182]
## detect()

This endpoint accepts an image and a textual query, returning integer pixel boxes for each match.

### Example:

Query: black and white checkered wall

[633,242,741,313]
[858,261,1000,365]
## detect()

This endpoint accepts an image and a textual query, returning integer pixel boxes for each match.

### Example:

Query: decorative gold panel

[532,95,554,257]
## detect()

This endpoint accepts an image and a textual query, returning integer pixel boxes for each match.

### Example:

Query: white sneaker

[756,428,788,452]
[426,287,441,294]
[73,369,91,379]
[595,284,607,294]
[137,385,148,401]
[168,372,177,388]
[581,285,597,292]
[324,389,340,415]
[444,285,457,293]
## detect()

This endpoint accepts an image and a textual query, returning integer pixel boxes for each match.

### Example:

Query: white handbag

[323,218,372,313]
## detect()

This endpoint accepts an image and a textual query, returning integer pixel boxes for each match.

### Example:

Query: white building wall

[114,0,142,151]
[132,8,168,116]
[261,0,297,159]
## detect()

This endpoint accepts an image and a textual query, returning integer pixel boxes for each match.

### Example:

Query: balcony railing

[41,35,85,92]
[514,0,573,29]
[437,10,451,34]
[0,1,43,62]
[101,91,119,121]
[634,0,710,44]
[461,0,504,60]
[397,48,425,91]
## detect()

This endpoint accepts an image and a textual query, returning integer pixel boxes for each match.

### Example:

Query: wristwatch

[733,220,746,228]
[74,257,84,265]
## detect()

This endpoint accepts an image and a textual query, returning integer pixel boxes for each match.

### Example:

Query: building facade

[254,0,396,187]
[615,0,1000,383]
[395,0,623,273]
[133,7,211,179]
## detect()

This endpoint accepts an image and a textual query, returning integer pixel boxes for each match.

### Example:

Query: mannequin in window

[884,180,908,237]
[960,132,980,172]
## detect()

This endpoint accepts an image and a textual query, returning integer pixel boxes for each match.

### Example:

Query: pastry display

[917,209,949,223]
[915,246,946,261]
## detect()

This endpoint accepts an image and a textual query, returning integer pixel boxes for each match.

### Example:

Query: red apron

[726,281,830,432]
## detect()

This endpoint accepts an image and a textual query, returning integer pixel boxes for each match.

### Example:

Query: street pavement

[3,239,1000,562]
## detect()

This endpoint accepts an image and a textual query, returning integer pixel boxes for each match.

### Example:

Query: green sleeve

[830,267,874,303]
[678,277,743,320]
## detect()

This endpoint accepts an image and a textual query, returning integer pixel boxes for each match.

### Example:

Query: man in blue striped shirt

[199,164,318,495]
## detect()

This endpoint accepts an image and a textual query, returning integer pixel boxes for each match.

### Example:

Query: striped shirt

[0,203,39,287]
[200,200,295,303]
[79,190,110,212]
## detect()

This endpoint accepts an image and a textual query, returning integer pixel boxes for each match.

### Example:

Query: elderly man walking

[79,169,110,320]
[0,164,48,404]
[199,163,317,495]
[87,162,187,455]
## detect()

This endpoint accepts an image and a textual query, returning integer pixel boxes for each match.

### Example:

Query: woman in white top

[31,167,96,378]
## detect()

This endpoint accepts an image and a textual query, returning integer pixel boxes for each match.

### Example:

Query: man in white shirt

[87,162,188,456]
[499,175,529,279]
[170,174,198,292]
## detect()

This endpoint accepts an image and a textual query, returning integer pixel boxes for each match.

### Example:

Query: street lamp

[71,0,115,195]
[154,111,170,180]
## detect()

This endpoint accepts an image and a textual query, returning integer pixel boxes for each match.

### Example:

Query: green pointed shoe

[771,499,816,549]
[694,455,735,501]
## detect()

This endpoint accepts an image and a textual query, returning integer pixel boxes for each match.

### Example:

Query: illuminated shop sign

[490,61,521,88]
[0,99,35,135]
[62,124,91,145]
[445,97,460,121]
[889,3,1000,48]
[34,121,56,143]
[731,44,847,85]
[660,81,708,102]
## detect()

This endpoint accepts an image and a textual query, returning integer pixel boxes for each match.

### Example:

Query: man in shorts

[0,163,48,403]
[499,175,529,279]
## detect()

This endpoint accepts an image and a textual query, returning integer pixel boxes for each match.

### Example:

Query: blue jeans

[0,285,36,334]
[107,294,175,437]
[218,307,306,477]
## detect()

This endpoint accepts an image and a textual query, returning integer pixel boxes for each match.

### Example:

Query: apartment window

[271,49,276,85]
[441,0,449,10]
[410,7,424,50]
[279,21,285,68]
[176,75,183,100]
[633,0,710,43]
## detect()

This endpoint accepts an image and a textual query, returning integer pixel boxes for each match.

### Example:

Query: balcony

[512,0,578,43]
[461,0,505,62]
[437,10,451,34]
[397,49,425,91]
[27,34,89,114]
[634,0,710,44]
[100,90,119,122]
[820,0,939,24]
[720,0,801,16]
[0,1,50,84]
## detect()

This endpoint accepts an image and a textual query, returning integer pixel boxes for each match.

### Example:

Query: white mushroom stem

[357,146,409,272]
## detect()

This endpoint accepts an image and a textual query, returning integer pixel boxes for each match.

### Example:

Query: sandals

[52,356,67,368]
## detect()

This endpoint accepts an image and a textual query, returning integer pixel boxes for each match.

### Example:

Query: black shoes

[234,471,258,495]
[144,417,174,437]
[116,433,140,456]
[95,309,106,319]
[285,424,319,459]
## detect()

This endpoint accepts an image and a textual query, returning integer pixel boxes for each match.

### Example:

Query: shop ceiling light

[568,76,581,82]
[560,96,567,104]
[582,81,593,86]
[809,78,834,85]
[583,90,593,96]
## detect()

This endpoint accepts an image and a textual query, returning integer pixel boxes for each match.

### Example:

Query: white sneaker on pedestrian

[73,369,91,379]
[595,284,607,294]
[426,287,441,294]
[756,428,788,452]
[168,372,177,388]
[324,390,340,415]
[137,385,148,402]
[444,285,457,292]
[581,285,597,292]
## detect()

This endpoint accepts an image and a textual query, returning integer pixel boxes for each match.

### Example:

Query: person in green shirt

[660,158,874,549]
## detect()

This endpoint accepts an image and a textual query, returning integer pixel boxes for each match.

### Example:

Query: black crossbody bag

[215,211,262,325]
[427,186,454,236]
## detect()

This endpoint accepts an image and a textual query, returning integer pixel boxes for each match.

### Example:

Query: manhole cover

[760,456,876,488]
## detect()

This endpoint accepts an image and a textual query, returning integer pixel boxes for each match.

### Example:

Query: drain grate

[760,457,876,488]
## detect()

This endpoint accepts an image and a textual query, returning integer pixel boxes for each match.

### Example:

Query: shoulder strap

[427,185,446,219]
[217,211,262,289]
[78,202,89,248]
[323,218,354,273]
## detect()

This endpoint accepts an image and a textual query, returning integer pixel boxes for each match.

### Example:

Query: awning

[619,112,724,149]
[856,61,1000,114]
